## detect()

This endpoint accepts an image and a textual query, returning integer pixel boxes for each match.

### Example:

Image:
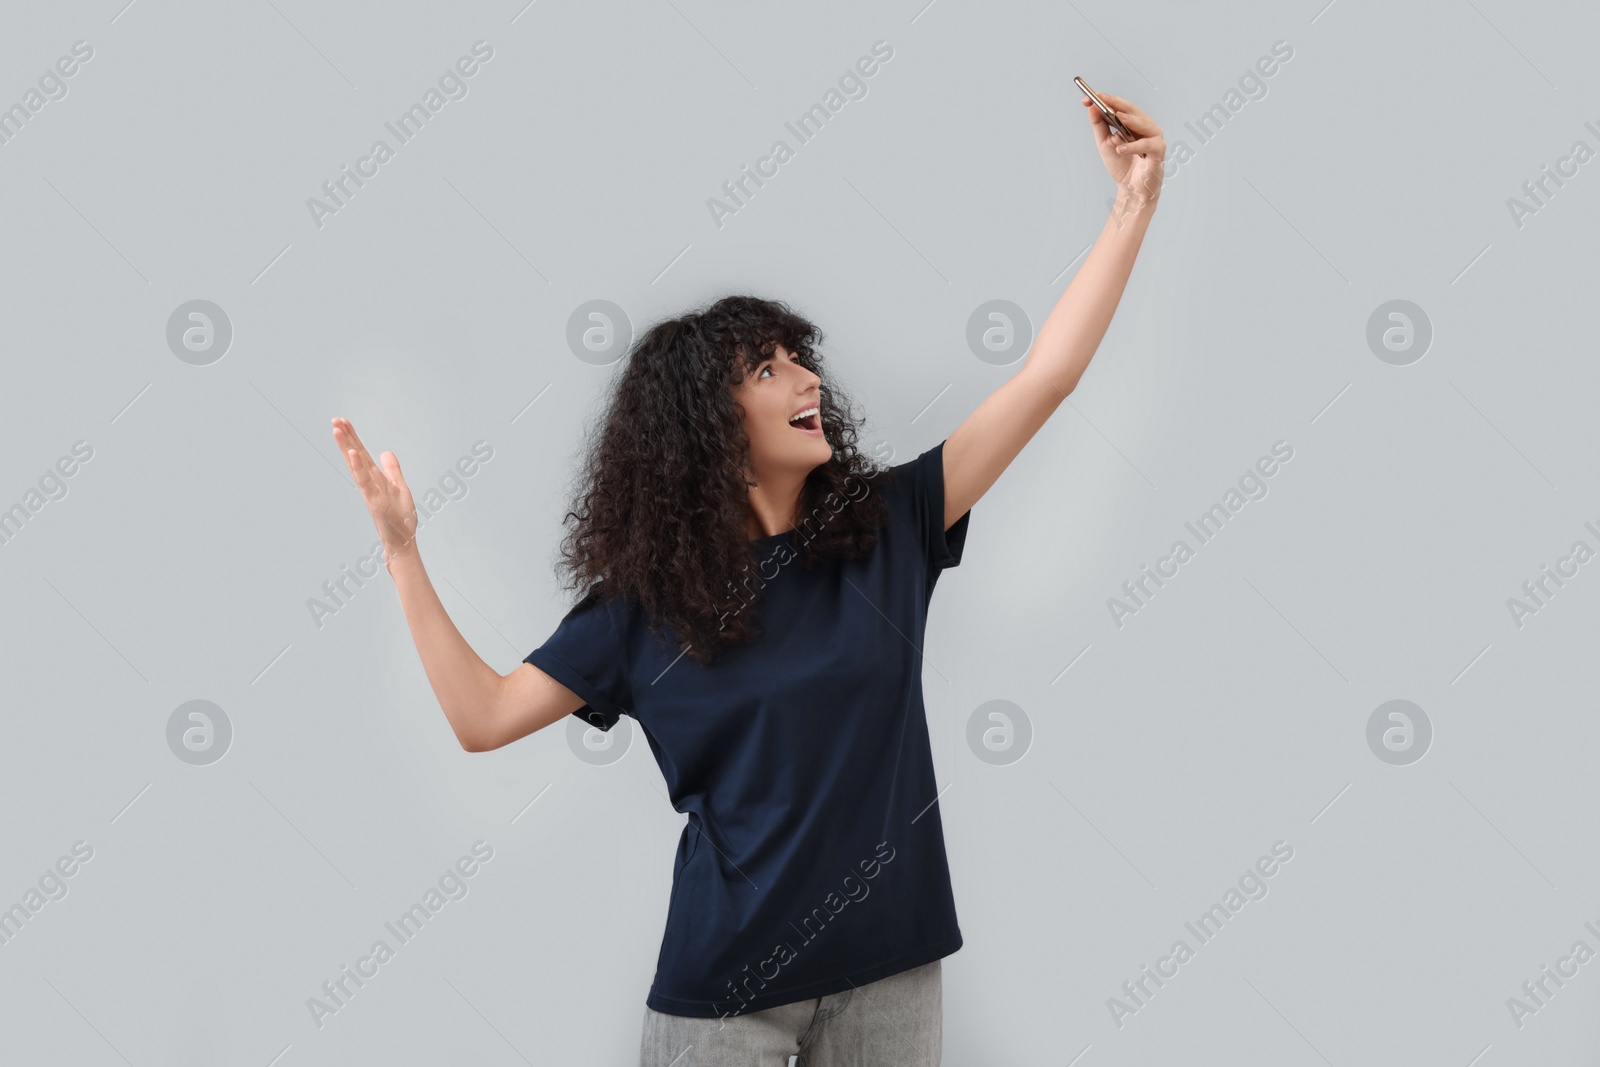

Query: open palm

[331,417,420,560]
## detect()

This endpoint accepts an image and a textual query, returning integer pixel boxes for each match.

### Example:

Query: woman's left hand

[1083,90,1164,212]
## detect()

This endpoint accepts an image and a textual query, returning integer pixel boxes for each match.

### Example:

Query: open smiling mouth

[788,407,823,436]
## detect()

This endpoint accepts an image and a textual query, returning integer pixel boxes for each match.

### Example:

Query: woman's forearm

[384,546,504,750]
[1024,190,1157,397]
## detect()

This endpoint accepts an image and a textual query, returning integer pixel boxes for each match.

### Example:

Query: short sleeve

[911,439,971,572]
[524,585,632,732]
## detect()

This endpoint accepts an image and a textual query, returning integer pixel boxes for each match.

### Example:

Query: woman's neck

[743,471,807,540]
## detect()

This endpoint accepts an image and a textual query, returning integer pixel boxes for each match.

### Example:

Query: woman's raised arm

[941,91,1165,530]
[331,417,580,751]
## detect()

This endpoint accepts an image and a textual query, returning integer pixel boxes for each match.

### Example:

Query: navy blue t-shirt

[524,439,971,1018]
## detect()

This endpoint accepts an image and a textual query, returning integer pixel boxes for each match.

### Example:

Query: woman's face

[733,342,832,482]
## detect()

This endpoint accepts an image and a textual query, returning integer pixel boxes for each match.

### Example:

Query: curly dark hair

[554,294,894,666]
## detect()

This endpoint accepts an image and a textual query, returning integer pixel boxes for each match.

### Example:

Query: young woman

[332,91,1162,1065]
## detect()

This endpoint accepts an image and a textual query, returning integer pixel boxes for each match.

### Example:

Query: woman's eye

[759,365,774,379]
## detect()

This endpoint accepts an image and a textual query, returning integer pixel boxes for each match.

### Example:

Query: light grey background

[2,0,1597,1063]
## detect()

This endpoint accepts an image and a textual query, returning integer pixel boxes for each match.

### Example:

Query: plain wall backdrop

[2,0,1598,1063]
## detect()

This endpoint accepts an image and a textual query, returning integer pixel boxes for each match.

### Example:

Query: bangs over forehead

[731,334,818,383]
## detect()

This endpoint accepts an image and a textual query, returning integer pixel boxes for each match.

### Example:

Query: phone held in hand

[1073,75,1134,141]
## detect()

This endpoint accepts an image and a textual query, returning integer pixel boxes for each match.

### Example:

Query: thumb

[380,451,411,491]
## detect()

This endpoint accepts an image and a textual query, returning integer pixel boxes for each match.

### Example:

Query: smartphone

[1073,76,1134,142]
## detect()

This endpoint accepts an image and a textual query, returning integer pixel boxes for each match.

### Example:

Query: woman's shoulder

[864,442,942,510]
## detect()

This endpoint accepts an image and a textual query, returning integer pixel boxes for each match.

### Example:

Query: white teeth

[789,406,818,425]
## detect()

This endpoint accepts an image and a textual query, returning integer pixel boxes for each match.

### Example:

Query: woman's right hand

[331,417,420,563]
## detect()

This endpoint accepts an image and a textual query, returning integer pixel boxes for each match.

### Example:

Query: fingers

[1081,96,1116,125]
[1087,90,1156,133]
[332,419,415,499]
[331,418,379,473]
[332,420,385,505]
[331,420,357,474]
[1081,94,1149,143]
[1114,135,1162,156]
[1083,100,1116,145]
[341,441,368,486]
[330,419,421,555]
[1093,90,1140,115]
[344,442,384,504]
[1114,109,1158,136]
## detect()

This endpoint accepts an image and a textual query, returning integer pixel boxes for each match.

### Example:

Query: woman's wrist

[384,540,423,577]
[1113,184,1158,216]
[1110,184,1159,229]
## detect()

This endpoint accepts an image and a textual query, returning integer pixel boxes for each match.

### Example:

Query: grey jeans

[639,959,942,1066]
